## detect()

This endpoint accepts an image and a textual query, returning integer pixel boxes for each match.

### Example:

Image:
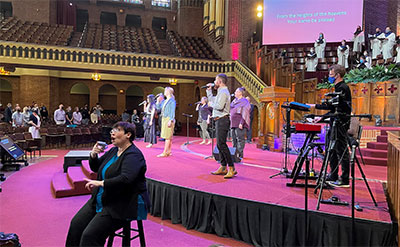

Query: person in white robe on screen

[352,25,364,56]
[382,26,396,60]
[370,28,384,59]
[394,41,400,64]
[337,40,350,69]
[314,33,326,58]
[305,48,318,72]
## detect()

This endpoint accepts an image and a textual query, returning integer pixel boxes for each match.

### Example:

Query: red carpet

[0,136,392,246]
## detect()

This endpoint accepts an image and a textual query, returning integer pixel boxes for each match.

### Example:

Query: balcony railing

[0,41,268,103]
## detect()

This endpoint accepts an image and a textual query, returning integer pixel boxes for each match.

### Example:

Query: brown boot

[211,166,227,175]
[224,167,237,179]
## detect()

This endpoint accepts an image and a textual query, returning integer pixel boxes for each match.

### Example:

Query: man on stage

[206,74,237,179]
[311,65,352,187]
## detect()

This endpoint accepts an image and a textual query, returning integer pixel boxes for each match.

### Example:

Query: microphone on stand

[182,113,193,118]
[138,101,146,106]
[201,83,215,89]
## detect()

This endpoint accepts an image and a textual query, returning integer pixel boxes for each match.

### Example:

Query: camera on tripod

[320,92,344,108]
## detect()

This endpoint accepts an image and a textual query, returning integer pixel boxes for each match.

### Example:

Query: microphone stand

[204,117,215,160]
[182,113,193,145]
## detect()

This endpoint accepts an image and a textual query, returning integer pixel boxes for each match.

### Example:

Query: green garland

[316,64,400,89]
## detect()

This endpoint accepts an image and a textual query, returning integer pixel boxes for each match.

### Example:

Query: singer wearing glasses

[66,122,150,246]
[156,87,176,157]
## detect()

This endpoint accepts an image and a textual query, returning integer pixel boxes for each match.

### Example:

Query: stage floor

[138,136,391,224]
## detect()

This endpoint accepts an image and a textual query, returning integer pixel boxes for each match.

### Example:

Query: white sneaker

[146,144,153,148]
[199,140,206,145]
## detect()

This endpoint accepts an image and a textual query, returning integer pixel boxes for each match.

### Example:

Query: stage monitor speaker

[213,146,241,163]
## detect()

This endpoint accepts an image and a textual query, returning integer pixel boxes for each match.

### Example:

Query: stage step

[367,142,388,150]
[359,148,387,158]
[356,155,387,166]
[376,135,388,143]
[51,167,92,198]
[67,167,90,196]
[51,172,74,198]
[81,160,97,180]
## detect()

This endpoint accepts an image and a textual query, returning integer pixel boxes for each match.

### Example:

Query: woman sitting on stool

[66,122,150,247]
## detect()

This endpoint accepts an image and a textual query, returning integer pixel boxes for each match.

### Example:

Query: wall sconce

[169,78,177,86]
[92,73,101,81]
[0,67,10,75]
[119,89,124,94]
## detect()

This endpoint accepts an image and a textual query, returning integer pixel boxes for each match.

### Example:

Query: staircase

[158,39,174,56]
[357,130,388,166]
[51,160,97,198]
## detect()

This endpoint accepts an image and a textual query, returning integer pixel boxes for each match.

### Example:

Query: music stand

[0,136,28,171]
[182,113,193,145]
[270,101,311,179]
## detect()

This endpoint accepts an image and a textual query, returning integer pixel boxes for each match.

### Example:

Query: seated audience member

[66,122,150,247]
[357,55,368,69]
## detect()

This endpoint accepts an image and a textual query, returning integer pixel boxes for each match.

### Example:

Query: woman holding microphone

[196,96,212,145]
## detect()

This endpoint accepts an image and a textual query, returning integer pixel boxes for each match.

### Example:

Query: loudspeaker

[213,146,241,163]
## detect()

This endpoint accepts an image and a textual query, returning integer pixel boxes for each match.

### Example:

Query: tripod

[182,113,193,145]
[204,118,215,160]
[270,107,291,178]
[315,114,376,210]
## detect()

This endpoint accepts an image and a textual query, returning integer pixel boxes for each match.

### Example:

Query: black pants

[215,116,234,167]
[328,123,350,183]
[66,201,125,247]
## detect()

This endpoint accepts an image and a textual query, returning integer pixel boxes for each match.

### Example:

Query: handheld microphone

[230,94,235,97]
[194,101,201,104]
[155,93,163,98]
[201,83,215,89]
[138,101,146,106]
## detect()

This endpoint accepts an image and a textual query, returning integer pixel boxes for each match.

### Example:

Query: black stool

[107,220,146,247]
